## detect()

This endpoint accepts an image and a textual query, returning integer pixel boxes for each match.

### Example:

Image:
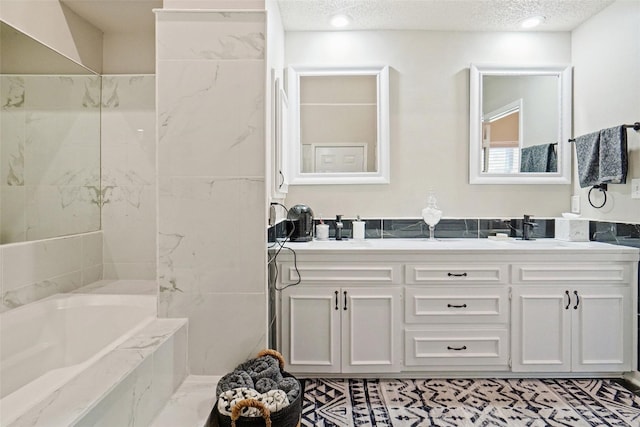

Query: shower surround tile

[159,292,266,375]
[156,11,265,61]
[1,75,101,243]
[101,75,157,280]
[156,60,265,178]
[0,231,102,310]
[157,10,267,374]
[158,177,265,295]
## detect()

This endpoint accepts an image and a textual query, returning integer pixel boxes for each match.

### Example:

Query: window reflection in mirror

[482,99,522,174]
[469,64,571,185]
[288,65,390,185]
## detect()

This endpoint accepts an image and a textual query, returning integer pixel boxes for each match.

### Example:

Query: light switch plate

[632,179,640,199]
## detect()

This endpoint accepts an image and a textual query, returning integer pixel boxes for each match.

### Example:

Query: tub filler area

[0,283,188,426]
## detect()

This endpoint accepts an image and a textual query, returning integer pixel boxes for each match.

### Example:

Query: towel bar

[568,122,640,142]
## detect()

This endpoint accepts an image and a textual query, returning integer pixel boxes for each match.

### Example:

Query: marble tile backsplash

[269,217,557,241]
[269,217,639,245]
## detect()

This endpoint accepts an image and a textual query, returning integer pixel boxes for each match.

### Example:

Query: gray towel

[215,370,254,397]
[255,377,278,394]
[574,131,601,188]
[278,376,301,402]
[236,355,283,383]
[520,144,556,173]
[548,145,557,172]
[598,126,628,184]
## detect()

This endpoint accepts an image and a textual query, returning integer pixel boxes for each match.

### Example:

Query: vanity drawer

[405,264,508,284]
[404,329,509,367]
[279,262,402,285]
[511,263,631,284]
[405,287,508,324]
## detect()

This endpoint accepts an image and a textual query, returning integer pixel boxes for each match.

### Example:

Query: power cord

[247,204,303,358]
[267,203,302,291]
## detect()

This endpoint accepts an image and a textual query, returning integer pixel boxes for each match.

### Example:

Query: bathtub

[0,293,156,425]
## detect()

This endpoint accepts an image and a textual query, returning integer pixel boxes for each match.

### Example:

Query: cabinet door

[511,287,571,372]
[281,286,340,373]
[342,287,402,373]
[571,286,631,372]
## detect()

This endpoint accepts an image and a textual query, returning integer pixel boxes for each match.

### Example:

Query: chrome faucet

[335,215,344,240]
[522,214,537,240]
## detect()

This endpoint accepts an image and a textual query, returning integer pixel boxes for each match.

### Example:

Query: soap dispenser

[352,215,365,240]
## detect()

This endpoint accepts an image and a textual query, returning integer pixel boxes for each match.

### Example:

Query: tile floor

[151,376,640,427]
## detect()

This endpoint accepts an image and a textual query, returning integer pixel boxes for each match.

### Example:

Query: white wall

[572,0,640,223]
[284,31,573,219]
[0,0,103,73]
[103,33,156,74]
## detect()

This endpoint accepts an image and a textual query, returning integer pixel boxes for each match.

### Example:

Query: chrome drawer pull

[447,303,467,308]
[447,345,467,351]
[447,272,468,277]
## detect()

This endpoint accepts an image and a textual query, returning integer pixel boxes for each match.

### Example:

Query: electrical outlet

[632,179,640,199]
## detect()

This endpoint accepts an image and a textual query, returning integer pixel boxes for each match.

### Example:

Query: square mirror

[287,65,390,185]
[469,64,572,184]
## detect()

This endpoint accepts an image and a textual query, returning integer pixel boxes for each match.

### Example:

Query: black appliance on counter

[286,204,314,241]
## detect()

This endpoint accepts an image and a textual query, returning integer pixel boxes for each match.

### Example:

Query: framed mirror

[287,65,390,185]
[1,21,101,243]
[270,71,289,198]
[469,64,572,184]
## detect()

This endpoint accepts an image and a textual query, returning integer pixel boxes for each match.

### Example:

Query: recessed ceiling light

[520,16,545,29]
[330,14,351,28]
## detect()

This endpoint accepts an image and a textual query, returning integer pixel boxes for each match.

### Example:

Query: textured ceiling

[277,0,616,32]
[61,0,615,34]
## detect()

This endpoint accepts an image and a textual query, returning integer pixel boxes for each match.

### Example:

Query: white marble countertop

[274,238,639,258]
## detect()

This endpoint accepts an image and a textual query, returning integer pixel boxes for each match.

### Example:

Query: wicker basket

[207,350,302,427]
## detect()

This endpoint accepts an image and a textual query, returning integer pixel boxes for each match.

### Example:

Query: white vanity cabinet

[511,263,633,373]
[274,240,639,377]
[278,262,402,374]
[403,263,511,370]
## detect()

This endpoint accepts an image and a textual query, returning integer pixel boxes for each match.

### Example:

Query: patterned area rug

[301,378,640,426]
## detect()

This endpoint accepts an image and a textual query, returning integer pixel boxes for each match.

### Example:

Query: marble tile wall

[101,75,157,280]
[0,231,103,312]
[0,75,101,244]
[156,10,268,375]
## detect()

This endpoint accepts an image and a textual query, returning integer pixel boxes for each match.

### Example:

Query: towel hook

[588,184,607,209]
